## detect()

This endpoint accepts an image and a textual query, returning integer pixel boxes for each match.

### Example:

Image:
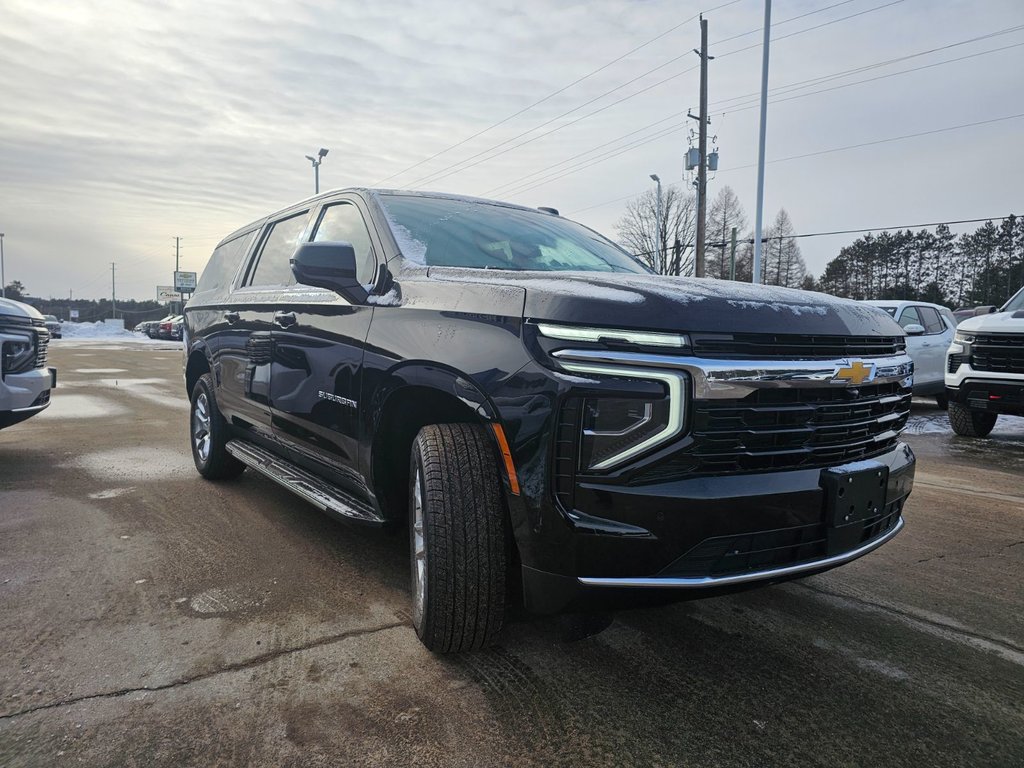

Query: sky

[1,0,1022,301]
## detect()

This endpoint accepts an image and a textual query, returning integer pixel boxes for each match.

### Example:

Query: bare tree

[615,185,696,275]
[706,186,748,280]
[763,209,806,288]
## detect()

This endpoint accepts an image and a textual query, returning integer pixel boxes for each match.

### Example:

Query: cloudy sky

[1,0,1022,301]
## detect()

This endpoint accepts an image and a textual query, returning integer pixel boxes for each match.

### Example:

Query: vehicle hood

[0,296,43,321]
[957,309,1024,334]
[426,269,903,336]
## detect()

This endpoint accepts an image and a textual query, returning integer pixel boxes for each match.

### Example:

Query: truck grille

[970,334,1024,375]
[632,381,911,481]
[692,333,906,360]
[33,325,50,367]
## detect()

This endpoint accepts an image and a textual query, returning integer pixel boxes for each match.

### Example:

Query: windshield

[377,194,650,273]
[44,315,58,322]
[1004,285,1024,312]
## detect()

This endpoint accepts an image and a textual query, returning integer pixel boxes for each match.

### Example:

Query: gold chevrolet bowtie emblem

[833,361,874,386]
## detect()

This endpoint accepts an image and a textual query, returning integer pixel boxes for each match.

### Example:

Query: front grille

[553,398,582,511]
[659,498,904,579]
[970,334,1024,375]
[634,381,911,481]
[34,328,50,368]
[692,333,906,360]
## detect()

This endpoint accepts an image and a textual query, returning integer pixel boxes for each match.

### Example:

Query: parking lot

[1,340,1022,767]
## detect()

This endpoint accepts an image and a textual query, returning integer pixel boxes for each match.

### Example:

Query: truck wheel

[948,403,997,437]
[409,423,507,653]
[190,373,245,479]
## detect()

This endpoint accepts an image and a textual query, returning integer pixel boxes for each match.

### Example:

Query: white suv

[864,300,956,407]
[945,286,1024,437]
[0,297,56,429]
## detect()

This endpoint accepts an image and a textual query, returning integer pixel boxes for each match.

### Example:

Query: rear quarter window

[195,230,257,295]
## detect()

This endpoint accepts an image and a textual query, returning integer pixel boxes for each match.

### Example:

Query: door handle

[274,311,297,328]
[223,310,239,324]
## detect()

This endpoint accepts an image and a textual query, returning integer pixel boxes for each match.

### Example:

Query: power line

[721,113,1024,171]
[404,0,905,190]
[371,0,744,186]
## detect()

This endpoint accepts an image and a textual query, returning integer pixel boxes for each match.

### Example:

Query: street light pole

[0,233,5,298]
[650,174,663,274]
[305,148,329,194]
[752,0,773,284]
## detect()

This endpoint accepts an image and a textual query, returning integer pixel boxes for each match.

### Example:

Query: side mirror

[903,323,926,335]
[290,241,367,303]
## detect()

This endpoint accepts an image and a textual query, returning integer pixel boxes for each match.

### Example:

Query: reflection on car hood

[426,269,904,337]
[957,310,1024,333]
[0,296,44,321]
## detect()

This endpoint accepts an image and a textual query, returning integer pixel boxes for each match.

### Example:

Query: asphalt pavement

[1,340,1022,767]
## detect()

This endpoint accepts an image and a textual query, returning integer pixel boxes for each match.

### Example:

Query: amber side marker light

[490,423,521,496]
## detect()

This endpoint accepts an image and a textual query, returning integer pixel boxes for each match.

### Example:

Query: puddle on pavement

[184,584,270,616]
[36,393,128,419]
[68,447,193,482]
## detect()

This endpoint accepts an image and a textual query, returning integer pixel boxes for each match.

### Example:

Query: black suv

[183,189,916,652]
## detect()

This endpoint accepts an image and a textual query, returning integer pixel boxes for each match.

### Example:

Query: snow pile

[59,321,138,339]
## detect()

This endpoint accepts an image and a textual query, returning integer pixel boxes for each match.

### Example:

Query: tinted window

[378,194,649,273]
[898,306,921,328]
[918,306,945,334]
[249,213,309,286]
[312,202,376,284]
[196,230,257,294]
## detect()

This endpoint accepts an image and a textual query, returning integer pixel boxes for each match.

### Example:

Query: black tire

[948,402,997,437]
[409,423,508,653]
[189,373,245,479]
[935,392,949,410]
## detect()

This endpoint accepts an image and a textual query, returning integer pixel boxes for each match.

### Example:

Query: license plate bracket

[821,462,889,527]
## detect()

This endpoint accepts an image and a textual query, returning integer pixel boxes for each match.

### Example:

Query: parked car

[946,285,1024,437]
[134,319,158,334]
[0,297,56,429]
[183,188,916,652]
[41,314,62,339]
[952,305,998,323]
[147,314,176,338]
[157,315,184,340]
[863,300,956,407]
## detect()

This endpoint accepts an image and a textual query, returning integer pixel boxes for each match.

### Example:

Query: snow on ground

[905,409,1024,437]
[55,322,179,348]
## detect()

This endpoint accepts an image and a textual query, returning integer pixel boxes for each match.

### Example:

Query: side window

[248,212,310,286]
[195,230,257,294]
[898,306,921,329]
[918,307,945,334]
[312,202,377,284]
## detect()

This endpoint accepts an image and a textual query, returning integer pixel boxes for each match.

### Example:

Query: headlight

[2,331,36,376]
[560,362,688,471]
[954,331,975,345]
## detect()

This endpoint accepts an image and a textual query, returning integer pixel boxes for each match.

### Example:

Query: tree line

[816,216,1022,307]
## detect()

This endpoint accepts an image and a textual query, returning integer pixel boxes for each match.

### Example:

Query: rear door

[270,196,379,491]
[915,306,951,388]
[216,209,313,443]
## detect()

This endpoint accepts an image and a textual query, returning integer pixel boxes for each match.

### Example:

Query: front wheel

[190,373,245,479]
[948,402,997,438]
[409,424,508,653]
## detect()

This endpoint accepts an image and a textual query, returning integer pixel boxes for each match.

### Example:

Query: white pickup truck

[946,286,1024,436]
[0,296,56,429]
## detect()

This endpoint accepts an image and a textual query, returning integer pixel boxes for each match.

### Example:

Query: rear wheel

[409,423,507,653]
[948,403,997,437]
[190,373,245,479]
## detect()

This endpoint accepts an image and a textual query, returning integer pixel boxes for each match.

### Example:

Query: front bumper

[947,378,1024,416]
[519,442,914,614]
[0,367,55,429]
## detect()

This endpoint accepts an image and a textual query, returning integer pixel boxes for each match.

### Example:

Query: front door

[270,198,379,493]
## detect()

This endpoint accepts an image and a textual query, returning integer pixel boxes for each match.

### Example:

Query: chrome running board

[226,439,384,525]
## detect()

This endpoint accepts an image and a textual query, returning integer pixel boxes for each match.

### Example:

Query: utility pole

[729,227,738,281]
[69,289,72,322]
[650,174,663,273]
[0,232,5,298]
[175,236,182,305]
[111,262,116,320]
[752,0,773,284]
[694,15,710,278]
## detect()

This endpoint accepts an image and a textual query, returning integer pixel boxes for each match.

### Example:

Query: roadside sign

[174,271,197,291]
[157,285,178,302]
[69,309,79,320]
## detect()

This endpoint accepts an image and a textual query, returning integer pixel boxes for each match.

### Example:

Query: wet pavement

[1,342,1022,767]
